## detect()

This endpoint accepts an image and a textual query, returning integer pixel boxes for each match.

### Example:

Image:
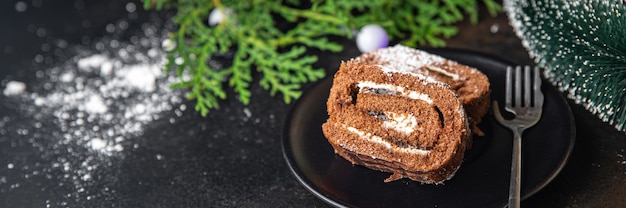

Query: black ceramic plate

[282,48,575,208]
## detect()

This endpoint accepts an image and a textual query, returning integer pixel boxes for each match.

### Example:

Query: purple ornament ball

[356,24,389,53]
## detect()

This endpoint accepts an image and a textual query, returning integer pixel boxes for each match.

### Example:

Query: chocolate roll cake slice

[322,59,470,184]
[358,45,490,135]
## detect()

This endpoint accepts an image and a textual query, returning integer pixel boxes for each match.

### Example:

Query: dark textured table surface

[1,1,625,207]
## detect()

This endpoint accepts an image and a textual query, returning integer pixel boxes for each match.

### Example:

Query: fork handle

[508,130,522,208]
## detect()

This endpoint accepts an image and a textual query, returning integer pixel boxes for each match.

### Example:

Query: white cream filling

[377,65,441,85]
[382,112,418,134]
[357,81,433,104]
[345,125,430,155]
[425,65,461,80]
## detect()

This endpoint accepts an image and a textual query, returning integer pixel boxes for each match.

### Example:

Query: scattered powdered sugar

[32,51,178,154]
[2,81,26,96]
[76,54,109,71]
[0,15,184,204]
[17,49,182,157]
[83,94,108,114]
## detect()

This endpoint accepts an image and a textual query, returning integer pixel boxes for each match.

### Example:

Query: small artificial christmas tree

[504,0,626,132]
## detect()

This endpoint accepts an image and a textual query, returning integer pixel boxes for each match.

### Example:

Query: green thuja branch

[144,0,500,116]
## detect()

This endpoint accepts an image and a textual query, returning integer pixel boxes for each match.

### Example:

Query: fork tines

[505,66,544,113]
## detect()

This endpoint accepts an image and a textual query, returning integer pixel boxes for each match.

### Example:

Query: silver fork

[492,66,544,208]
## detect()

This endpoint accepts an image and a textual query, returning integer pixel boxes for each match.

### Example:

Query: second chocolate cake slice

[358,45,491,135]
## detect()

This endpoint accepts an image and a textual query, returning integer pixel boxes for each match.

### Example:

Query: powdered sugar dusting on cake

[369,45,445,71]
[359,44,464,82]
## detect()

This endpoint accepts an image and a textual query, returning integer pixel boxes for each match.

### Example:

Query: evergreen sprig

[505,0,626,133]
[144,0,501,116]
